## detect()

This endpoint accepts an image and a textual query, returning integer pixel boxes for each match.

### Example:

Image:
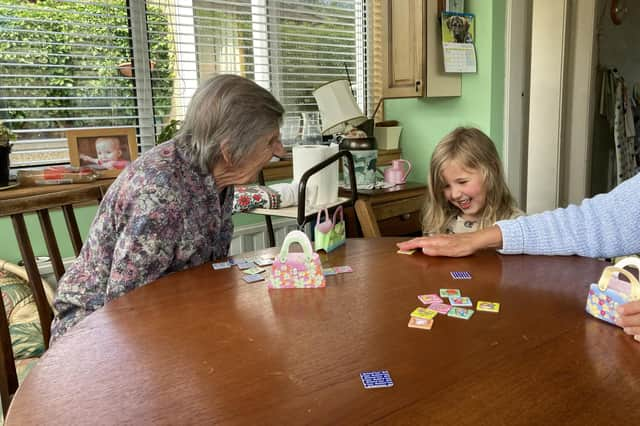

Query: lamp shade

[312,79,367,135]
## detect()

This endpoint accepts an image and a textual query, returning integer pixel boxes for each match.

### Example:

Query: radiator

[229,218,299,256]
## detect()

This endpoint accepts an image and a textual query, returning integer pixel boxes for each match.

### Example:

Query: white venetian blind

[0,0,141,167]
[146,0,371,136]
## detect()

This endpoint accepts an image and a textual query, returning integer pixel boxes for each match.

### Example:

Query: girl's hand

[617,301,640,342]
[396,226,504,257]
[397,234,479,257]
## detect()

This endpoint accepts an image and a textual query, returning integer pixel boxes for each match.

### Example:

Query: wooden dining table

[6,238,640,424]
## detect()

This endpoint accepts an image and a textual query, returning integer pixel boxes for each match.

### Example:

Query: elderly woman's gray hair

[176,74,284,174]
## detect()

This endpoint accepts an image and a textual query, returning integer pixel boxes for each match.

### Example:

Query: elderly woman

[51,75,285,341]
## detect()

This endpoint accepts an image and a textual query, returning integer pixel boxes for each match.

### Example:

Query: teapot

[384,159,412,185]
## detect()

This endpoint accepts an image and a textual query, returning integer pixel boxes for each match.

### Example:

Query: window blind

[147,0,371,139]
[0,0,140,167]
[0,0,370,168]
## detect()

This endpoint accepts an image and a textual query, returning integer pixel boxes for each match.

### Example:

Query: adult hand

[396,226,504,257]
[617,301,640,342]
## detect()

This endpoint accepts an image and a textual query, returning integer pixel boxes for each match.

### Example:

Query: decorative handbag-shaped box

[314,206,346,253]
[267,230,326,289]
[585,257,640,326]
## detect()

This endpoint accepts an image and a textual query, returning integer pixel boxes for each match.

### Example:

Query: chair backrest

[0,182,109,414]
[354,196,425,238]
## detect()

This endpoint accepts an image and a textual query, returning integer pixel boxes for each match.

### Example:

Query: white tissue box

[374,126,403,150]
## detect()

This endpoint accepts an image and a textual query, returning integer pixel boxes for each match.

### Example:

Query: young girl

[422,127,522,236]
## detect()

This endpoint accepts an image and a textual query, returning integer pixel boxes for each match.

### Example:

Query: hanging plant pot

[118,60,156,77]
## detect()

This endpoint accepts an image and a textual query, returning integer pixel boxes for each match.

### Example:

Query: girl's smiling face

[441,159,487,221]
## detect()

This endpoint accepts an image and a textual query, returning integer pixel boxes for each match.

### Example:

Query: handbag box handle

[278,230,315,263]
[598,266,640,301]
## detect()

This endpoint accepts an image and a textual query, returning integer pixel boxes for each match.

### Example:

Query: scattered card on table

[397,249,416,255]
[323,268,337,276]
[408,317,433,330]
[428,303,452,314]
[243,266,265,275]
[236,261,255,270]
[439,288,461,298]
[448,307,474,320]
[450,271,472,280]
[254,258,274,267]
[242,274,264,283]
[360,370,394,389]
[450,296,472,307]
[410,307,438,320]
[418,294,443,305]
[477,301,500,313]
[212,261,231,270]
[334,266,353,274]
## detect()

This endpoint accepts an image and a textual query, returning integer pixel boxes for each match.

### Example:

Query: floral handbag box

[267,230,326,289]
[585,257,640,326]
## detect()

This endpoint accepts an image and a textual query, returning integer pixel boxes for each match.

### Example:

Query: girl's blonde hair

[422,127,518,235]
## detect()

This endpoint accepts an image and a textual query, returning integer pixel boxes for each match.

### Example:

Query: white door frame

[503,0,532,210]
[503,0,599,213]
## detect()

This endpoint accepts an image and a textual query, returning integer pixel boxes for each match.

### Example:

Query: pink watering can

[384,159,412,185]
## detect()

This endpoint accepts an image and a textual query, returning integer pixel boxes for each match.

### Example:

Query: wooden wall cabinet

[381,0,461,98]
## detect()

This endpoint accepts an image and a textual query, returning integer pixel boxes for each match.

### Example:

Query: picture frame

[67,127,138,179]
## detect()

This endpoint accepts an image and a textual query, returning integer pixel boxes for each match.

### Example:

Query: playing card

[242,274,264,283]
[397,249,416,255]
[450,271,472,280]
[477,301,500,313]
[323,268,337,276]
[418,294,443,305]
[212,261,231,270]
[439,288,461,298]
[447,307,474,320]
[360,370,394,389]
[410,307,438,320]
[236,261,255,270]
[334,266,353,274]
[449,296,472,307]
[408,317,433,330]
[428,303,452,314]
[254,257,274,267]
[243,267,265,275]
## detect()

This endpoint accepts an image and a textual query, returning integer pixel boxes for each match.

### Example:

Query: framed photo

[67,127,137,179]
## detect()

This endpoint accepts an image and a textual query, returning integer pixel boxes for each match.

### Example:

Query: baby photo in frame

[67,128,138,179]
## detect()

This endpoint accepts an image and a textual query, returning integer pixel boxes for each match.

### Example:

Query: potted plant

[0,121,15,187]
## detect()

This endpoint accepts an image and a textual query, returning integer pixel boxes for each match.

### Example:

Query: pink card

[334,266,353,274]
[418,294,443,305]
[428,303,452,314]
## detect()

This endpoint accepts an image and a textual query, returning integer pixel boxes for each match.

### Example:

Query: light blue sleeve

[497,173,640,258]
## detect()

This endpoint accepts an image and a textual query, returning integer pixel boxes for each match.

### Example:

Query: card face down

[360,370,394,389]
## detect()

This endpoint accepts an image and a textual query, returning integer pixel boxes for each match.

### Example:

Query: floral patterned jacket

[51,140,234,342]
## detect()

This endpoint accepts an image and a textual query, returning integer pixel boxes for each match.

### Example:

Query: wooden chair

[354,195,425,238]
[0,182,109,414]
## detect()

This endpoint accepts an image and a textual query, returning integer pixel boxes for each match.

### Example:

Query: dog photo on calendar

[442,12,474,44]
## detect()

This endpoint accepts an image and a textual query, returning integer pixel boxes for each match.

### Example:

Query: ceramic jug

[384,159,412,185]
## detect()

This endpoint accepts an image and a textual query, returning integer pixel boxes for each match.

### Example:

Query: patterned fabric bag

[585,257,640,326]
[267,230,326,289]
[314,206,346,253]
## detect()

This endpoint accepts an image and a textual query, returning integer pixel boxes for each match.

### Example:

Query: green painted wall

[0,1,506,264]
[386,0,506,184]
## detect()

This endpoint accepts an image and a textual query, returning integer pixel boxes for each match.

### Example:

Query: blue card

[212,261,231,270]
[243,274,264,283]
[236,261,256,270]
[360,370,394,389]
[450,271,472,280]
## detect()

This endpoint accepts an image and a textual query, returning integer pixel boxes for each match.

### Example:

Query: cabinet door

[382,0,425,98]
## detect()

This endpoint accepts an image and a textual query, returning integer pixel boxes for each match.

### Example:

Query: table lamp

[312,79,368,136]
